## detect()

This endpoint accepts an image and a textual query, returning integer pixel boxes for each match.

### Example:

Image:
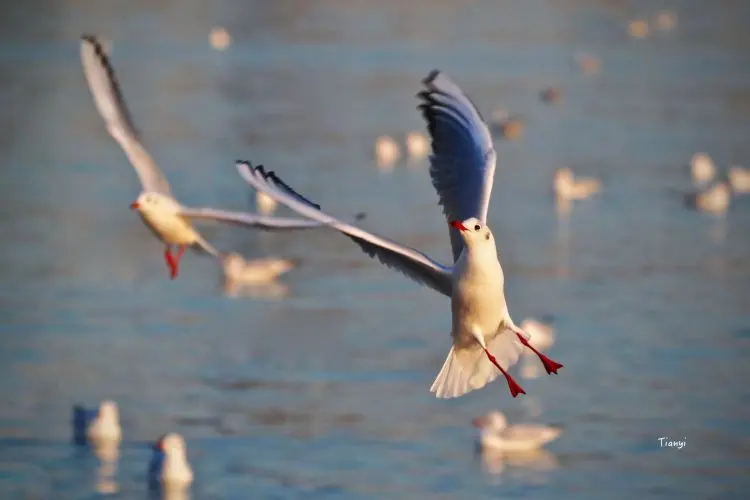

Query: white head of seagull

[233,70,563,399]
[449,218,496,247]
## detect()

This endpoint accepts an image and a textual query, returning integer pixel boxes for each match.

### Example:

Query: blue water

[1,1,749,498]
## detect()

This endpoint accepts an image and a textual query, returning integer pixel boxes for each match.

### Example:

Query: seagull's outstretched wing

[418,70,496,262]
[80,35,171,196]
[236,161,453,297]
[178,207,326,231]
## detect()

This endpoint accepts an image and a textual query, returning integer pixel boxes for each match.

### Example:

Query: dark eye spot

[474,224,481,231]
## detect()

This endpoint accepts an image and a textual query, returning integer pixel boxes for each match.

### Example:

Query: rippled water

[1,1,749,498]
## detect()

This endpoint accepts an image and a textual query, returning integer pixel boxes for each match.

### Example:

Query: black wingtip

[236,160,323,211]
[81,34,105,54]
[422,69,442,87]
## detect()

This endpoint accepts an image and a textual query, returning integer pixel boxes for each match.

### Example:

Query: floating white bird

[687,182,730,216]
[728,166,750,194]
[554,167,601,202]
[256,191,277,214]
[519,319,556,380]
[690,153,716,187]
[149,433,193,490]
[209,27,231,51]
[80,35,323,279]
[234,71,563,399]
[73,400,122,445]
[374,135,401,169]
[574,52,601,75]
[405,131,430,160]
[654,10,677,32]
[473,411,561,453]
[520,319,555,351]
[221,252,296,295]
[628,19,649,39]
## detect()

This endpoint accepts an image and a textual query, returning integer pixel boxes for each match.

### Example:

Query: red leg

[482,348,526,397]
[515,333,564,374]
[164,245,177,279]
[170,245,186,280]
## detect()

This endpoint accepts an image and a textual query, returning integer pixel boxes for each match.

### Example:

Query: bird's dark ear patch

[485,232,490,240]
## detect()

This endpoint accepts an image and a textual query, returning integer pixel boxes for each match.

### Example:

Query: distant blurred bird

[654,10,677,32]
[405,131,430,160]
[221,252,296,295]
[574,52,601,75]
[255,191,277,214]
[374,135,401,169]
[73,400,121,446]
[628,19,649,39]
[690,153,716,187]
[554,168,601,202]
[519,319,556,379]
[473,411,561,453]
[490,109,524,140]
[209,27,231,50]
[235,70,564,399]
[149,433,193,491]
[728,166,750,194]
[685,182,730,216]
[540,87,562,104]
[80,35,323,279]
[520,319,555,350]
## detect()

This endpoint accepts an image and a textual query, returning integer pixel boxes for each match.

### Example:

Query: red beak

[152,438,164,451]
[130,202,140,210]
[450,220,468,232]
[472,416,486,428]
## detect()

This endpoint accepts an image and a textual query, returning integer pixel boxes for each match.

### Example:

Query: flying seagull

[232,71,563,398]
[79,35,323,279]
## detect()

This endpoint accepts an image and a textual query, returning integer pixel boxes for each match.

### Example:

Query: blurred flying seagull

[79,35,323,279]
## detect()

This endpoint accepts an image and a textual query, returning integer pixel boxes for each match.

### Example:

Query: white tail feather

[430,329,526,399]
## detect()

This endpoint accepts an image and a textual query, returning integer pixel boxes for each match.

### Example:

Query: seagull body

[256,191,278,214]
[690,153,716,187]
[519,318,555,379]
[221,252,296,295]
[728,166,750,194]
[80,35,323,279]
[690,182,730,216]
[73,400,121,445]
[374,135,401,169]
[149,433,193,490]
[473,411,561,453]
[520,318,555,351]
[406,131,430,160]
[554,167,601,201]
[234,71,562,399]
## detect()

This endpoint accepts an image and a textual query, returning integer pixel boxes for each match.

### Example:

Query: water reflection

[92,443,119,495]
[224,281,290,300]
[479,449,559,482]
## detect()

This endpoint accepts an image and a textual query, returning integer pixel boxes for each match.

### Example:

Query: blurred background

[1,0,749,498]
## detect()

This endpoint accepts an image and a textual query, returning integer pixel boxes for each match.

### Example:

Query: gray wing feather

[178,207,326,231]
[80,35,171,195]
[235,161,453,297]
[417,70,496,262]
